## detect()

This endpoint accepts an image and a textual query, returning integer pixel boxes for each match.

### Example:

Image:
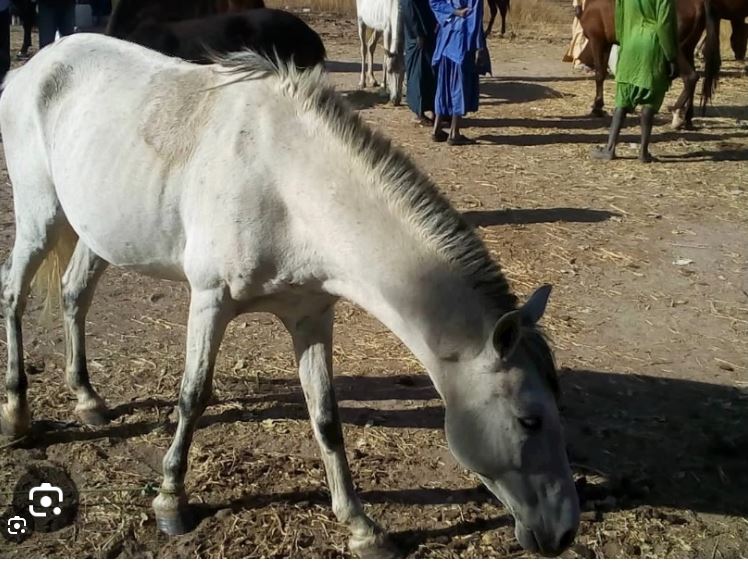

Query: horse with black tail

[701,0,748,114]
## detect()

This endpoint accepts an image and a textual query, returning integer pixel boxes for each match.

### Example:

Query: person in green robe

[591,0,678,163]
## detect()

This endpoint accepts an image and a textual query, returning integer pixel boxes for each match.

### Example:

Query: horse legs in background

[486,0,498,35]
[153,288,232,535]
[588,36,610,116]
[729,18,746,61]
[671,47,699,129]
[499,0,509,36]
[357,19,368,88]
[61,242,110,425]
[367,29,382,87]
[283,304,398,558]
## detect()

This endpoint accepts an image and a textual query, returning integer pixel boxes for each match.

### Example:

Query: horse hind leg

[368,30,381,87]
[282,304,398,557]
[61,241,110,425]
[0,182,68,438]
[153,287,232,535]
[589,37,609,117]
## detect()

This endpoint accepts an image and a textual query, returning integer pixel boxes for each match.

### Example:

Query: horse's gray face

[386,53,404,106]
[444,286,579,556]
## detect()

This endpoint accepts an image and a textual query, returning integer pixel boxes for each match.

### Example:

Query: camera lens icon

[7,516,27,535]
[29,483,64,518]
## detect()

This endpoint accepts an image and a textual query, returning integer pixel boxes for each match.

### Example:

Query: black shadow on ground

[473,130,748,147]
[462,207,620,226]
[340,88,390,110]
[479,79,566,105]
[326,60,382,73]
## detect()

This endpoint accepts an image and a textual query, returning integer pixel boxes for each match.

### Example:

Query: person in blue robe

[429,0,488,145]
[402,0,438,125]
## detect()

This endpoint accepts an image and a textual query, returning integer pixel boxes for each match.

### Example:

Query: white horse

[0,34,579,557]
[355,0,404,104]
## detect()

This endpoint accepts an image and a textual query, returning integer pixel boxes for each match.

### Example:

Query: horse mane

[212,51,519,315]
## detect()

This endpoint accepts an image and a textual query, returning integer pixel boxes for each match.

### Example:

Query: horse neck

[320,219,493,399]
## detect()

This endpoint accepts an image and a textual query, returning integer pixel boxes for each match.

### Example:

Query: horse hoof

[0,403,31,438]
[75,395,110,426]
[589,108,607,118]
[371,80,380,88]
[153,492,194,535]
[76,406,110,426]
[349,531,400,558]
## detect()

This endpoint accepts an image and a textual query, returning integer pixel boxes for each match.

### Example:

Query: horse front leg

[486,0,498,36]
[153,287,232,535]
[61,242,110,425]
[358,20,368,88]
[283,304,398,558]
[368,30,382,87]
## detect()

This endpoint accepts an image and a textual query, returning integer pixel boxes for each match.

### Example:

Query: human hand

[574,5,583,19]
[453,7,470,17]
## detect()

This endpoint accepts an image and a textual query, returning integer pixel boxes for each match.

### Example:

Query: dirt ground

[1,12,747,559]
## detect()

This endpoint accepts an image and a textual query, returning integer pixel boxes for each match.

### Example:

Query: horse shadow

[462,207,620,227]
[473,130,748,147]
[479,79,566,105]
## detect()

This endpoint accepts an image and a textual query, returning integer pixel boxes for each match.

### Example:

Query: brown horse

[581,0,746,128]
[486,0,511,36]
[580,0,707,129]
[701,0,748,112]
[106,0,265,39]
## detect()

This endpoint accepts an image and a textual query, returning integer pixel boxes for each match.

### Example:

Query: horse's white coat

[355,0,404,103]
[0,35,578,556]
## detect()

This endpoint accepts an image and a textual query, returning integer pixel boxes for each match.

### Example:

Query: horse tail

[31,227,78,323]
[700,0,721,115]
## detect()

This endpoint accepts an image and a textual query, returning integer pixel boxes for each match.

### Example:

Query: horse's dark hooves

[590,108,607,118]
[153,493,194,536]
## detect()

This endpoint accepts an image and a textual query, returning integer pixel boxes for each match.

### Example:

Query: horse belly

[52,130,188,281]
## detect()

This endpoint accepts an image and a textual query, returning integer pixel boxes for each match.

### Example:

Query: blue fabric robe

[430,0,486,116]
[402,0,438,116]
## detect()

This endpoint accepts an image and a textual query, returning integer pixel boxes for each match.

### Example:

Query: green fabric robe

[614,0,678,110]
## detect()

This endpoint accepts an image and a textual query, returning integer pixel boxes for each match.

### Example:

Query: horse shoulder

[138,67,219,170]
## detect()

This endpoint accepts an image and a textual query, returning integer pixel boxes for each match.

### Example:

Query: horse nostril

[558,529,576,551]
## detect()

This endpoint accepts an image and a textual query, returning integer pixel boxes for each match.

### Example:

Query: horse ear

[493,310,522,361]
[520,284,552,325]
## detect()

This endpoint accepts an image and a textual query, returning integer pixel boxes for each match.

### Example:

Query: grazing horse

[106,0,265,38]
[580,0,708,129]
[124,10,326,68]
[0,34,579,557]
[701,0,748,112]
[486,0,511,36]
[355,0,405,104]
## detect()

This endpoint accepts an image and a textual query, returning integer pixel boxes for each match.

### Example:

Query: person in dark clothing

[38,0,75,48]
[402,0,438,125]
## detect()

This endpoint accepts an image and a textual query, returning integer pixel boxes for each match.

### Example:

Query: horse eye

[518,416,542,432]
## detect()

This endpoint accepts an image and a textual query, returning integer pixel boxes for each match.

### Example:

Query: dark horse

[117,9,326,68]
[106,0,266,39]
[701,0,748,113]
[581,0,746,129]
[486,0,511,36]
